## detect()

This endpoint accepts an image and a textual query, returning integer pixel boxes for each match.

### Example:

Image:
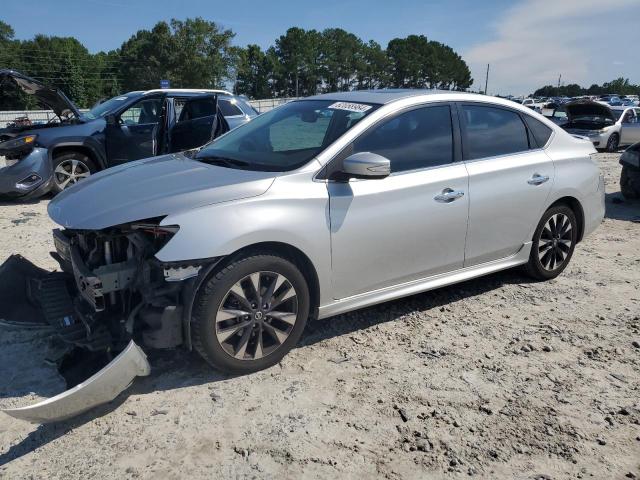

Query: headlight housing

[0,134,38,160]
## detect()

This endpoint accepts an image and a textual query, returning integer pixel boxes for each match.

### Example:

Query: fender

[156,169,333,306]
[48,136,108,170]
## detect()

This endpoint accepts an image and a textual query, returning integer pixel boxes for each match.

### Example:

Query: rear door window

[460,105,530,160]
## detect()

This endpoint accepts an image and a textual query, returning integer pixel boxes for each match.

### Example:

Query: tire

[51,152,96,194]
[606,133,619,153]
[524,205,578,281]
[620,165,640,200]
[192,253,310,374]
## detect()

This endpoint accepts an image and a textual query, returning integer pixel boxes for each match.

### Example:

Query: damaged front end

[0,219,215,423]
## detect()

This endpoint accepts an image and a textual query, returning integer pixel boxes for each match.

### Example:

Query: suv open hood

[564,100,615,123]
[48,153,277,230]
[0,69,81,120]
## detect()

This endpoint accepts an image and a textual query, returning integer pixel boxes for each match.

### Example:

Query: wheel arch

[216,241,321,321]
[50,139,107,170]
[547,196,585,242]
[182,240,321,350]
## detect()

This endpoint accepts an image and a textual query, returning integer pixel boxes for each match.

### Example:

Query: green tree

[234,44,274,98]
[319,28,363,92]
[356,40,390,89]
[273,27,321,97]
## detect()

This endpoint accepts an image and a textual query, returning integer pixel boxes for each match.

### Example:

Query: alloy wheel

[537,213,573,271]
[54,159,91,190]
[607,134,619,152]
[215,271,298,361]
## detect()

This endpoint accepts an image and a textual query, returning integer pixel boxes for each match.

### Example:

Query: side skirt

[317,242,532,319]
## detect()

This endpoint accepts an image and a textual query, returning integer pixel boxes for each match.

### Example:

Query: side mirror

[341,152,391,180]
[105,114,118,126]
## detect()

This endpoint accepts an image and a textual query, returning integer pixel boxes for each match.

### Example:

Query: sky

[2,0,639,95]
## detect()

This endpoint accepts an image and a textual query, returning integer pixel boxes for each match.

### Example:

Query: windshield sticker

[328,102,372,113]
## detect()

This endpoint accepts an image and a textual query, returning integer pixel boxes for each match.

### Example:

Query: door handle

[527,174,549,186]
[434,188,465,203]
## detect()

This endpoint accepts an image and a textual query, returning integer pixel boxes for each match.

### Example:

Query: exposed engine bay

[0,221,217,423]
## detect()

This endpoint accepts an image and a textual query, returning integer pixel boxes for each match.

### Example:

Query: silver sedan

[43,89,605,374]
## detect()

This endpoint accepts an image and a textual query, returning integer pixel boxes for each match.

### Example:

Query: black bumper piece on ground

[0,255,111,350]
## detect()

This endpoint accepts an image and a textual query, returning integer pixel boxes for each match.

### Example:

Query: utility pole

[557,74,562,90]
[484,64,490,95]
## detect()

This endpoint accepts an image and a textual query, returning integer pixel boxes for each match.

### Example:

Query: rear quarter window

[219,99,244,116]
[523,115,553,148]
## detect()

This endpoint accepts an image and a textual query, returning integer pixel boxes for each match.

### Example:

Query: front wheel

[524,205,578,281]
[191,253,310,374]
[51,152,96,194]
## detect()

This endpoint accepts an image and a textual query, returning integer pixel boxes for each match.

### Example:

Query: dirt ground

[0,152,639,479]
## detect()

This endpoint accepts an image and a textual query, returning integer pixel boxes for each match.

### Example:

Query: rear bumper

[582,174,606,239]
[0,147,53,199]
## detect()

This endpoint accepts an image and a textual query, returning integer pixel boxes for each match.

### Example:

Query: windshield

[83,94,139,120]
[195,100,379,171]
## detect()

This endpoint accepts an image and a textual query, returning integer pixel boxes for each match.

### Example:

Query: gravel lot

[0,152,639,479]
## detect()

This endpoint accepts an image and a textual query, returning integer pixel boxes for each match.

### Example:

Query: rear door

[169,95,224,152]
[620,108,640,145]
[105,96,163,164]
[460,103,554,266]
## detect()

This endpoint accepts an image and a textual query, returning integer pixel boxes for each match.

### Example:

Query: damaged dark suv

[0,69,257,199]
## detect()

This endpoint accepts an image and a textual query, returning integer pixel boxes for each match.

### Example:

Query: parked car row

[543,100,640,152]
[512,94,639,110]
[0,69,258,199]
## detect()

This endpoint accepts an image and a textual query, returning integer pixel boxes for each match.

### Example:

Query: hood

[563,100,615,123]
[48,153,277,230]
[0,69,81,119]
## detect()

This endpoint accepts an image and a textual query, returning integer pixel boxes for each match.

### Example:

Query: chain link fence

[0,97,297,128]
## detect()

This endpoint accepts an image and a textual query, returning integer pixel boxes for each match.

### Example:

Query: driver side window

[119,98,162,125]
[623,110,638,124]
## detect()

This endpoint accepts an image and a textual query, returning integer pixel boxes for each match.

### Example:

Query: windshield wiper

[196,156,251,169]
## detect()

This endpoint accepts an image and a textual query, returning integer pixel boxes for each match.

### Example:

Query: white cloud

[464,0,640,95]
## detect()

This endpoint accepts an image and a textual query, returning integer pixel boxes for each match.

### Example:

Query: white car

[561,101,640,151]
[521,98,546,112]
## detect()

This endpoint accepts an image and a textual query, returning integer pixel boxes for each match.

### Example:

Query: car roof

[305,89,469,105]
[127,88,234,97]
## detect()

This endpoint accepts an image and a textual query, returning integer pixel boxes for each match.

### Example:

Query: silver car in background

[2,90,605,422]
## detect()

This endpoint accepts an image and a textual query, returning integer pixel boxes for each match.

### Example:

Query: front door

[620,108,640,145]
[459,103,554,266]
[105,96,162,164]
[328,104,469,299]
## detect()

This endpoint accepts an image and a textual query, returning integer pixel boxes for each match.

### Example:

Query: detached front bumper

[2,341,150,423]
[0,255,150,423]
[0,147,53,199]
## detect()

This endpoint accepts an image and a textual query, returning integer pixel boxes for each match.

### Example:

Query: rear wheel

[620,165,640,200]
[192,253,310,374]
[524,205,578,281]
[51,152,96,194]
